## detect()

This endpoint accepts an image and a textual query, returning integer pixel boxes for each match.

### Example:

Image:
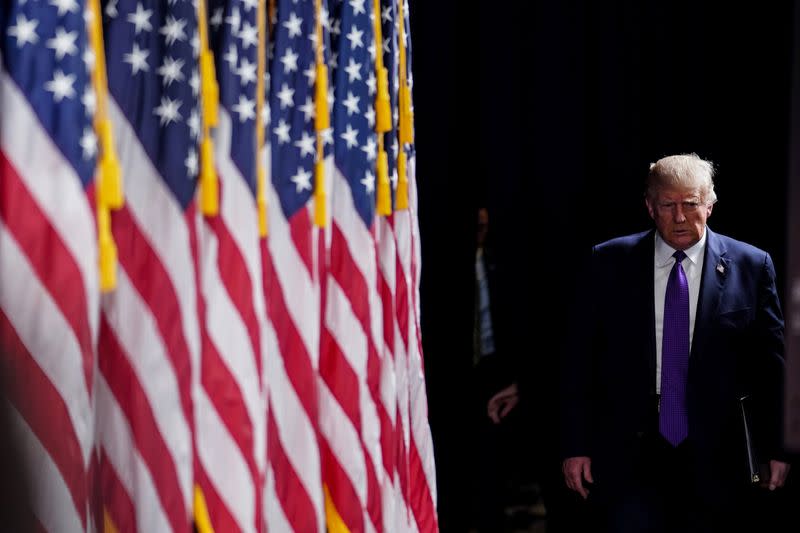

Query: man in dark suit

[561,153,790,532]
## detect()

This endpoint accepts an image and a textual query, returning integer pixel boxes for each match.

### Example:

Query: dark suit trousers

[596,401,753,533]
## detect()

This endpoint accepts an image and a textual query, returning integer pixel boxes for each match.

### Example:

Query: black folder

[739,394,769,484]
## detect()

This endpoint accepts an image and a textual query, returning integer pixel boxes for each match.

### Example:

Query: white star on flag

[277,83,295,109]
[8,14,39,48]
[343,91,360,116]
[226,7,241,34]
[80,128,98,159]
[105,0,118,18]
[346,26,364,49]
[188,109,200,139]
[299,97,315,122]
[232,95,256,122]
[50,0,78,16]
[283,12,303,38]
[44,70,76,102]
[360,170,375,192]
[160,15,188,46]
[294,131,316,157]
[237,58,257,85]
[366,72,376,95]
[82,87,96,115]
[349,0,366,16]
[274,119,291,144]
[124,43,150,75]
[127,2,153,34]
[157,56,185,87]
[361,137,376,160]
[290,166,312,192]
[239,22,258,49]
[281,48,299,73]
[210,7,223,29]
[224,44,238,68]
[344,58,362,82]
[154,96,183,126]
[185,148,198,176]
[341,124,359,148]
[303,64,316,86]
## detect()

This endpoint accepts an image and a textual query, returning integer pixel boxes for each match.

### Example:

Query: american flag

[1,0,98,530]
[196,1,267,531]
[263,0,325,530]
[383,1,438,530]
[375,1,414,529]
[401,2,439,526]
[96,0,201,531]
[320,0,388,531]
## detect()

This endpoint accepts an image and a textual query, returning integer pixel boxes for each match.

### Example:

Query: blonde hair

[647,153,717,204]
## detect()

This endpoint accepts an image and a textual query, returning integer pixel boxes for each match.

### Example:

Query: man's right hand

[562,456,593,499]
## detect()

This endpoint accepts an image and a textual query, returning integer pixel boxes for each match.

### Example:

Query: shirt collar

[654,228,707,268]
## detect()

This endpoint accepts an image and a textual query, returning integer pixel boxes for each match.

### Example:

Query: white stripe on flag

[196,389,256,531]
[10,407,84,533]
[0,72,99,346]
[108,101,201,372]
[104,267,194,502]
[263,313,323,517]
[200,228,262,427]
[215,111,265,293]
[96,374,173,533]
[0,223,93,463]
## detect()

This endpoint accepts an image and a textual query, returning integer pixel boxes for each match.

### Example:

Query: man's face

[646,185,713,250]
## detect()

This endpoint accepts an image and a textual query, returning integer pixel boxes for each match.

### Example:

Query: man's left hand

[767,460,791,490]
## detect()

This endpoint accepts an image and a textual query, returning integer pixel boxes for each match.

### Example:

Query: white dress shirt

[653,229,706,394]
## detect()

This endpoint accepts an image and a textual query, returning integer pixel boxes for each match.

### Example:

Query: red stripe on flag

[263,247,318,419]
[0,309,87,528]
[0,152,93,396]
[200,327,260,483]
[98,316,190,533]
[110,206,194,424]
[395,406,409,505]
[319,327,361,429]
[395,252,410,349]
[364,439,383,532]
[289,208,315,278]
[207,215,262,380]
[99,450,138,533]
[329,225,371,326]
[320,438,364,533]
[196,465,242,533]
[328,223,389,531]
[267,409,317,533]
[408,439,437,532]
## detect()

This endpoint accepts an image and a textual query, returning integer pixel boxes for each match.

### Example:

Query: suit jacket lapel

[692,227,728,359]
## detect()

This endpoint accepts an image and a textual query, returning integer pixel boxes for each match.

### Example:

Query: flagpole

[197,0,220,216]
[257,0,269,236]
[373,0,392,216]
[395,0,413,210]
[313,0,330,228]
[87,0,123,292]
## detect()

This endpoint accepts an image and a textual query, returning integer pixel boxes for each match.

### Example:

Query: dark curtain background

[410,1,796,531]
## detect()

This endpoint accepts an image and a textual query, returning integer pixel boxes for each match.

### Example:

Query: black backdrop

[410,1,796,530]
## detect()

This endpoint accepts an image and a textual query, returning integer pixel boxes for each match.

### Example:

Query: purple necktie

[660,250,689,446]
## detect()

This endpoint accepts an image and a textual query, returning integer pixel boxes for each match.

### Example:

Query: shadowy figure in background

[473,206,579,532]
[561,154,791,533]
[469,206,513,531]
